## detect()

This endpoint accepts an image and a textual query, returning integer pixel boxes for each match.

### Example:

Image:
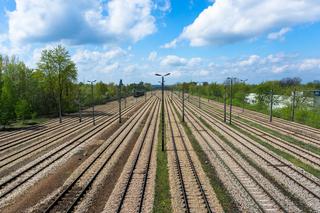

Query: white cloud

[161,38,178,49]
[171,0,320,46]
[298,59,320,71]
[272,65,290,73]
[148,51,158,61]
[72,47,126,77]
[268,27,291,41]
[8,0,156,44]
[239,55,260,66]
[160,55,187,66]
[188,57,202,66]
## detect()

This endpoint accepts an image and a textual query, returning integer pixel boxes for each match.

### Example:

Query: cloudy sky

[0,0,320,84]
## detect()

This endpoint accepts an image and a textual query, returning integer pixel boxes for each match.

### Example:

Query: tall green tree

[37,45,77,117]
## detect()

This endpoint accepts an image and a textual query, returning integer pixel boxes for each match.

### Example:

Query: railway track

[0,99,145,201]
[0,107,121,172]
[190,95,320,145]
[103,97,160,212]
[0,101,121,144]
[165,96,217,213]
[183,95,320,211]
[0,97,135,142]
[42,97,157,212]
[191,98,320,170]
[171,95,300,212]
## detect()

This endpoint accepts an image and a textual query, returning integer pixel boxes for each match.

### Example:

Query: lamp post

[224,83,227,123]
[240,79,248,112]
[155,72,171,152]
[269,89,274,122]
[291,88,296,122]
[87,80,96,125]
[78,83,82,123]
[118,79,123,123]
[182,83,185,122]
[227,77,236,124]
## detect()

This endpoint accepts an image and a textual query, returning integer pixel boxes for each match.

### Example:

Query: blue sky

[0,0,320,84]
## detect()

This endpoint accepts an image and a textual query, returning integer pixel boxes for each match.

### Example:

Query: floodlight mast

[87,80,97,125]
[155,73,171,152]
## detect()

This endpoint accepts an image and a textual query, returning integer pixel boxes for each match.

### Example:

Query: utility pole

[88,80,96,125]
[78,86,82,122]
[155,73,171,152]
[145,90,147,102]
[198,84,201,108]
[229,78,233,124]
[269,89,274,122]
[291,88,296,122]
[118,79,123,123]
[58,67,62,123]
[182,84,185,122]
[224,83,227,123]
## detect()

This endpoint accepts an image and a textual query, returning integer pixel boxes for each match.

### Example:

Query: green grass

[197,103,320,178]
[170,102,239,212]
[1,117,49,130]
[237,116,320,156]
[198,116,313,212]
[231,124,320,179]
[181,121,239,212]
[153,112,172,213]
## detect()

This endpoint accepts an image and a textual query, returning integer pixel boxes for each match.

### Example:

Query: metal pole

[161,76,165,152]
[291,88,296,122]
[119,79,122,123]
[270,89,273,122]
[78,87,82,122]
[229,78,233,124]
[182,85,185,122]
[91,82,95,125]
[58,69,62,123]
[145,90,147,102]
[198,85,200,108]
[224,84,227,123]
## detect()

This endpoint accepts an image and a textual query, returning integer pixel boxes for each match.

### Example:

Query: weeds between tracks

[198,116,313,213]
[153,112,172,213]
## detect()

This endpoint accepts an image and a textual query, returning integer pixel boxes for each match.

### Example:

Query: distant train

[133,90,145,97]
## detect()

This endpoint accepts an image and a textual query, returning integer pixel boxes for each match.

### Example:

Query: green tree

[15,99,31,122]
[37,45,77,117]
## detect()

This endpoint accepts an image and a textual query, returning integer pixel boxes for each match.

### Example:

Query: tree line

[0,45,151,129]
[174,78,320,128]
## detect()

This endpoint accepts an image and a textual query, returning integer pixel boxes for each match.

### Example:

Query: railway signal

[155,72,171,152]
[269,89,274,122]
[87,80,96,125]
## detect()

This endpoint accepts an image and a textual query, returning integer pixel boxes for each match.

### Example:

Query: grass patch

[198,116,313,212]
[237,116,320,156]
[153,110,172,213]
